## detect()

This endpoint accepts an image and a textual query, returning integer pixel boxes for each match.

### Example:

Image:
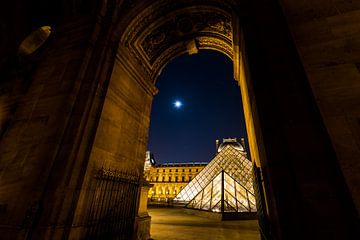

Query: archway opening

[149,50,248,164]
[89,2,267,239]
[145,50,261,239]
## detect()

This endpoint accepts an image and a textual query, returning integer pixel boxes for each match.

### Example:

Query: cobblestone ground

[148,208,260,240]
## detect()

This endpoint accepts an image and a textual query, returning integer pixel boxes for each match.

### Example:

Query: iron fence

[253,165,272,240]
[85,168,140,240]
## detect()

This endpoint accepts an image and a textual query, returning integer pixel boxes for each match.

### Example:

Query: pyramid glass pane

[224,190,237,211]
[212,201,221,212]
[200,183,213,210]
[176,143,257,213]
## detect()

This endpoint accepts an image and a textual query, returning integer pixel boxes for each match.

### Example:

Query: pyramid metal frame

[175,144,256,213]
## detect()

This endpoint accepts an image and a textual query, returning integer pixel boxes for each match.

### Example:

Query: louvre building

[175,138,257,219]
[143,151,207,202]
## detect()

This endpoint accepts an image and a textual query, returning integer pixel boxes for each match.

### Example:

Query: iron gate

[85,168,140,240]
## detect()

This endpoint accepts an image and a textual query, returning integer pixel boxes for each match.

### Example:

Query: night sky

[148,50,248,164]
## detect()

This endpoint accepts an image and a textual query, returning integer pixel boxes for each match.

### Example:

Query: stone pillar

[0,16,106,239]
[67,42,157,238]
[135,181,153,240]
[0,1,126,238]
[234,0,359,239]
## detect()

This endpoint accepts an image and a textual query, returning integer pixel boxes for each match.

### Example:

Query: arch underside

[121,1,235,82]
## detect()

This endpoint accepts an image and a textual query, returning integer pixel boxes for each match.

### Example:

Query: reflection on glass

[175,144,257,213]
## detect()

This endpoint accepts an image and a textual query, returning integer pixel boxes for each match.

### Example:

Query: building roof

[155,162,208,167]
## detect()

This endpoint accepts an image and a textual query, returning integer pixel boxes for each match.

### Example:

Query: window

[169,177,171,182]
[189,169,192,172]
[189,176,192,181]
[170,169,172,172]
[176,169,178,172]
[157,169,159,172]
[182,169,184,172]
[196,169,198,172]
[182,176,185,182]
[175,176,178,182]
[163,169,165,172]
[156,177,158,182]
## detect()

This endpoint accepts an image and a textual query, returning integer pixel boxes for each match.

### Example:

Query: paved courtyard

[148,208,260,240]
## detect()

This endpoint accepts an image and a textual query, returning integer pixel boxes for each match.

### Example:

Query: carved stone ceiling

[121,0,235,81]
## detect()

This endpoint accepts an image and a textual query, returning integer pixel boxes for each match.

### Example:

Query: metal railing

[253,165,272,240]
[85,168,140,240]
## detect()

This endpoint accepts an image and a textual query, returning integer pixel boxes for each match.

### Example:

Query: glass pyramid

[175,141,256,213]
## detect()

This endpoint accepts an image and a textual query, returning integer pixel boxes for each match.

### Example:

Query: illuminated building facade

[144,151,207,201]
[175,138,256,218]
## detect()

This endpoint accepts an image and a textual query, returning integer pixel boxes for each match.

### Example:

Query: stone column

[0,16,109,239]
[135,181,153,240]
[234,0,359,239]
[67,42,157,238]
[0,1,126,238]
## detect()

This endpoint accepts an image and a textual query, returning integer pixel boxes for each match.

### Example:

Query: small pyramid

[175,138,256,213]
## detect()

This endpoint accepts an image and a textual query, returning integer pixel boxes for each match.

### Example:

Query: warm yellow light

[18,26,52,55]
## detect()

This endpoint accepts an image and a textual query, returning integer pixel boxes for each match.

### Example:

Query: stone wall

[237,0,359,238]
[69,46,157,238]
[0,16,99,239]
[280,0,360,214]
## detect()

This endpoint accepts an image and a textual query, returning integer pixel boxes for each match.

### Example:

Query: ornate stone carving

[197,36,233,59]
[151,43,189,80]
[140,11,232,64]
[120,0,236,81]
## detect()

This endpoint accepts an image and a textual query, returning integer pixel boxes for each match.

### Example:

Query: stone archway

[100,1,357,239]
[113,0,264,172]
[0,0,358,239]
[120,2,234,80]
[67,0,359,239]
[69,2,268,239]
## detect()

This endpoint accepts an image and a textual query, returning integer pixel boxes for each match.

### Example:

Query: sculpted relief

[121,1,234,81]
[141,11,232,65]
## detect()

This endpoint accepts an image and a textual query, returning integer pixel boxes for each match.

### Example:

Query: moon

[174,100,183,108]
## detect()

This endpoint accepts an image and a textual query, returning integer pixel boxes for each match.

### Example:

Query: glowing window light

[174,144,257,213]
